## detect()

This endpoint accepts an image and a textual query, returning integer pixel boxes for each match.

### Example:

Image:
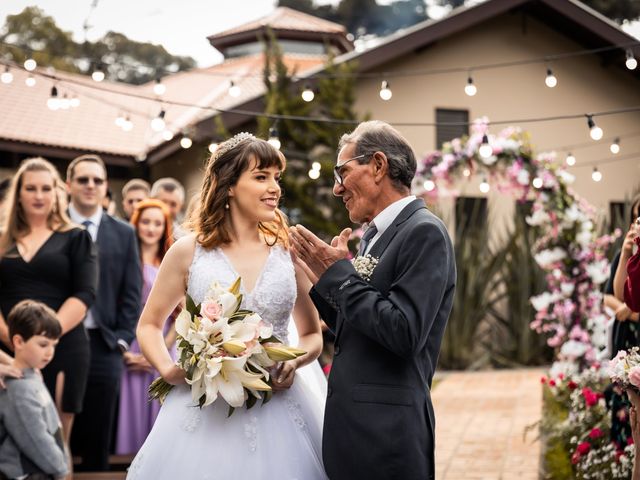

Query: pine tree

[258,32,360,238]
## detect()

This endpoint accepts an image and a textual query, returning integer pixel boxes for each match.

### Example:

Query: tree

[0,7,196,84]
[278,0,427,39]
[257,32,360,238]
[579,0,640,23]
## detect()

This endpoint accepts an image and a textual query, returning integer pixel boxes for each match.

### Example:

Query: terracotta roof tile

[210,7,346,39]
[0,52,326,160]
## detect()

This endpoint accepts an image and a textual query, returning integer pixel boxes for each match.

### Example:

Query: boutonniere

[352,254,379,282]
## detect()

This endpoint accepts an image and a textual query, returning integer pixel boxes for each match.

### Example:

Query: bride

[127,133,327,479]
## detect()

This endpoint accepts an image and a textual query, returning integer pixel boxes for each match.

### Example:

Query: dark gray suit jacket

[94,214,141,352]
[310,199,456,480]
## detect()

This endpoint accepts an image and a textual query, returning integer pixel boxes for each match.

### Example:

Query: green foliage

[0,7,196,84]
[258,32,360,238]
[579,0,640,23]
[489,209,553,367]
[438,203,510,369]
[277,0,427,38]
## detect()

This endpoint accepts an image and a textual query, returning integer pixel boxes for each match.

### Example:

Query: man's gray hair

[151,177,185,202]
[338,120,416,190]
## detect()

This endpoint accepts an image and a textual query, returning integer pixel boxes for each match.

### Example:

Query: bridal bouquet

[608,347,640,391]
[149,278,305,414]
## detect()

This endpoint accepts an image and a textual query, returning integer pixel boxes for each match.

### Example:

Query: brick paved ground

[433,368,545,480]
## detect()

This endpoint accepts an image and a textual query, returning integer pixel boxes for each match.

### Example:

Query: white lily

[175,309,192,338]
[202,356,270,407]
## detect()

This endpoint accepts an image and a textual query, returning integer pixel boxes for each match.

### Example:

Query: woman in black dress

[0,157,97,457]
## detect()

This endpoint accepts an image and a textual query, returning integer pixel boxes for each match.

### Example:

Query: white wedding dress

[127,245,327,479]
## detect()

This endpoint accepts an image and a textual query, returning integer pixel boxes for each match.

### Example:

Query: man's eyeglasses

[75,176,106,186]
[333,154,370,186]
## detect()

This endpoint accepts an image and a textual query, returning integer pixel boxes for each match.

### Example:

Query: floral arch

[411,118,618,376]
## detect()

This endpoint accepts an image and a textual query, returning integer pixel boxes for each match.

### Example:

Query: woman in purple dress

[115,199,176,454]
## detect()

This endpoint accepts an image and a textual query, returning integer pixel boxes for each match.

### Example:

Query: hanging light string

[541,129,640,154]
[569,150,640,168]
[4,58,640,129]
[1,39,639,81]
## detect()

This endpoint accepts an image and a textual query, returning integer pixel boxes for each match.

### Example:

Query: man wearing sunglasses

[290,121,456,480]
[66,154,142,472]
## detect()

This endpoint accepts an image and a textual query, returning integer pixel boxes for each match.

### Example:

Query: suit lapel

[368,199,426,260]
[335,199,426,342]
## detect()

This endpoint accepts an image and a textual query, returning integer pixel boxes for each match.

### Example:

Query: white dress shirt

[364,195,416,255]
[68,204,103,328]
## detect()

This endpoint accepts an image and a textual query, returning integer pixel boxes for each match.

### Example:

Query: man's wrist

[116,339,130,354]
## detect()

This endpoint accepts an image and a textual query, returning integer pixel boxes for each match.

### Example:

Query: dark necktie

[82,220,95,242]
[358,223,378,256]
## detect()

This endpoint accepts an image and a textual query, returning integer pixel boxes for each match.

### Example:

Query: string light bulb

[301,85,315,102]
[59,94,71,110]
[24,57,37,72]
[311,161,321,171]
[479,134,493,158]
[161,130,173,141]
[532,177,543,189]
[153,77,166,96]
[25,74,36,87]
[1,66,13,84]
[115,113,126,128]
[180,135,192,149]
[587,115,603,140]
[208,142,218,154]
[610,137,620,154]
[464,75,477,96]
[308,168,320,179]
[379,80,392,101]
[626,49,638,70]
[545,67,557,88]
[151,109,166,132]
[423,179,435,191]
[591,167,602,182]
[268,125,281,150]
[121,115,133,132]
[565,152,576,166]
[47,86,60,110]
[462,168,471,177]
[228,80,241,97]
[91,64,105,82]
[479,177,490,193]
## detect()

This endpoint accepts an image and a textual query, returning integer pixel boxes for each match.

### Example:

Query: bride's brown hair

[187,134,289,249]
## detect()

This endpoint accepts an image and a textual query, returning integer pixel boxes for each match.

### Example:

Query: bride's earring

[225,202,229,210]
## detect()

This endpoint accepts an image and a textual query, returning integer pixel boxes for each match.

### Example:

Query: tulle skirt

[126,367,327,479]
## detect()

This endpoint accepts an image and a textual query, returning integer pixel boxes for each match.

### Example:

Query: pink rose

[629,366,640,388]
[200,301,222,320]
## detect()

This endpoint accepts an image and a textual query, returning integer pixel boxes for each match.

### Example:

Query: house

[0,0,637,225]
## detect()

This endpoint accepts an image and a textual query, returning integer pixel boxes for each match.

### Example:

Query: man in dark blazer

[290,121,456,480]
[66,154,142,471]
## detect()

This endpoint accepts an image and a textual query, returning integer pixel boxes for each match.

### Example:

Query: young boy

[0,300,68,479]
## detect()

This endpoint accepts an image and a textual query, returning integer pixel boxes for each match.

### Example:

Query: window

[436,109,469,148]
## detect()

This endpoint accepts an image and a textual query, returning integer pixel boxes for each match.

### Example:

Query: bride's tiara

[213,132,255,160]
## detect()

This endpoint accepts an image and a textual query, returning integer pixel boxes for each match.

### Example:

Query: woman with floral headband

[127,134,326,479]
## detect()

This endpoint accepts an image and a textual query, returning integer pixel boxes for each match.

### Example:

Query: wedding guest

[0,178,10,217]
[151,177,185,238]
[0,300,68,480]
[0,157,98,464]
[121,179,150,221]
[626,388,640,480]
[604,195,640,355]
[115,199,176,455]
[65,154,142,471]
[102,187,117,216]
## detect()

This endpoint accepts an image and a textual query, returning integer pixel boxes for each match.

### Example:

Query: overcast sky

[0,1,638,67]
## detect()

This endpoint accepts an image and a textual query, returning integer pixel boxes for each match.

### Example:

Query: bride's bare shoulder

[164,234,197,268]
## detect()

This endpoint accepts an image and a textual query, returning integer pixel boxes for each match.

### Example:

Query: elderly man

[290,120,456,480]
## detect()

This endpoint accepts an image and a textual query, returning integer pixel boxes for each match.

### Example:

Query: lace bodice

[187,244,296,343]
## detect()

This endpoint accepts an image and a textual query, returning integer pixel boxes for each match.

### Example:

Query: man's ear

[372,152,388,182]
